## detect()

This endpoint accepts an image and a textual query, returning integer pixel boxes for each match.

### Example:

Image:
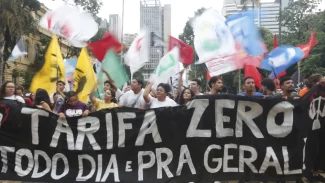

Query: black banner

[0,89,323,182]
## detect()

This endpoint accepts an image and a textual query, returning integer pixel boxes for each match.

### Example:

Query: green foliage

[178,8,207,92]
[90,28,107,42]
[279,0,324,78]
[259,27,274,51]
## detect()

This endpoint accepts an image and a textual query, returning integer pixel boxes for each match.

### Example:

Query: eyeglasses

[6,86,15,89]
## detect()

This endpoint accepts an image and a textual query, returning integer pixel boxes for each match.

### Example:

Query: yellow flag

[29,35,65,94]
[73,48,96,104]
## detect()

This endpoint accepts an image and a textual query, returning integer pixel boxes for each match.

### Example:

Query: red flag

[244,65,262,89]
[206,70,211,80]
[273,34,278,48]
[168,36,194,65]
[87,33,122,62]
[298,30,318,59]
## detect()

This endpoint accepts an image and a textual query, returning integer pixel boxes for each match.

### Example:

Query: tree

[0,0,41,85]
[60,0,103,16]
[279,0,325,77]
[179,8,207,92]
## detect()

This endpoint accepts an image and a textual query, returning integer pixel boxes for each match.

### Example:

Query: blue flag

[261,46,304,77]
[226,10,264,56]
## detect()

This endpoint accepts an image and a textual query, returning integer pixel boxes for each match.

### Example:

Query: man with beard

[260,78,276,98]
[208,76,224,94]
[237,77,263,97]
[118,78,148,108]
[271,76,300,99]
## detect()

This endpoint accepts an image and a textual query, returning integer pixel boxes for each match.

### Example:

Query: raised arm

[89,83,98,105]
[102,68,118,90]
[178,69,184,93]
[143,82,153,104]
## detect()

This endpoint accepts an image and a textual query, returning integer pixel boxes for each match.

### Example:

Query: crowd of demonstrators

[0,71,323,117]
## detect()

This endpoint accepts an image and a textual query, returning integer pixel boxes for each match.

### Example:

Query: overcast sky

[38,0,325,37]
[38,0,224,37]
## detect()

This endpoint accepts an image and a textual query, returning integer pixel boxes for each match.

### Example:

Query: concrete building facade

[222,0,289,35]
[109,14,122,42]
[5,3,71,88]
[140,0,171,80]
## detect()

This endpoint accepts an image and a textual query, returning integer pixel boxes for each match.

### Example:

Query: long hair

[0,81,14,99]
[178,88,195,105]
[35,88,52,109]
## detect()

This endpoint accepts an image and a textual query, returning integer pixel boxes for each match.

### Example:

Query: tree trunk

[0,33,6,86]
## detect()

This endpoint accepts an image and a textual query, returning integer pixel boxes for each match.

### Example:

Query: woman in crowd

[299,74,323,96]
[178,88,195,105]
[0,81,25,103]
[90,83,118,111]
[143,82,177,108]
[29,93,35,105]
[58,91,89,120]
[35,88,52,112]
[101,68,123,100]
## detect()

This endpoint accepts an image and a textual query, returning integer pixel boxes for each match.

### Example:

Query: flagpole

[120,0,125,64]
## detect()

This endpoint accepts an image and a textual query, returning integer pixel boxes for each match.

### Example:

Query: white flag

[124,31,149,79]
[8,37,27,61]
[150,47,180,89]
[192,9,236,64]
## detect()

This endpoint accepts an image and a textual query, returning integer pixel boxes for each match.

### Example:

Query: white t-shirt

[149,97,178,108]
[4,95,25,103]
[118,89,147,108]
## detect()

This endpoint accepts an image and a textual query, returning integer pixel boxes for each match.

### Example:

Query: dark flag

[150,32,164,47]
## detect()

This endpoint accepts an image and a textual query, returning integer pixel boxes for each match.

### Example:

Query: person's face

[190,81,199,92]
[104,83,111,91]
[124,85,131,92]
[244,78,255,92]
[183,89,192,100]
[57,82,65,91]
[16,89,23,96]
[104,90,113,101]
[212,79,224,92]
[31,93,35,101]
[5,83,15,96]
[68,96,79,106]
[276,89,282,94]
[261,85,268,95]
[281,80,294,92]
[130,79,141,91]
[156,86,167,98]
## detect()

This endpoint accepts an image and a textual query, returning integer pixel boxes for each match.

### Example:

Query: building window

[35,44,40,59]
[35,14,40,23]
[24,40,29,58]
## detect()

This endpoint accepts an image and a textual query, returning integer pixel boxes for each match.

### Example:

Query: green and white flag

[96,49,130,98]
[150,47,180,89]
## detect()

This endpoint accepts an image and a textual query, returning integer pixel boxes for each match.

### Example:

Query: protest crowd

[1,3,325,183]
